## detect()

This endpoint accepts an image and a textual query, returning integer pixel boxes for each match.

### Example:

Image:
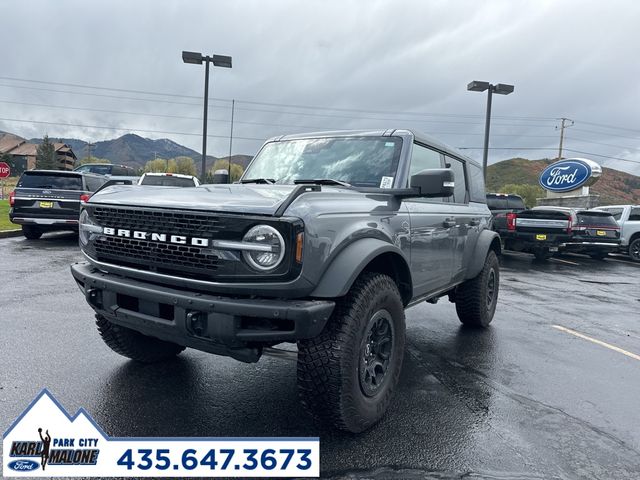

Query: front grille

[94,236,220,271]
[93,206,221,237]
[84,205,299,282]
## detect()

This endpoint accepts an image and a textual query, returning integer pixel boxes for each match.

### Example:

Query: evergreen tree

[36,135,59,170]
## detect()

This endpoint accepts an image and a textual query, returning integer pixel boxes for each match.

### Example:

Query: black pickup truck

[9,170,111,239]
[497,206,620,260]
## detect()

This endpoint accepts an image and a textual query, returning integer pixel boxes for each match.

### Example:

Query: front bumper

[70,262,335,363]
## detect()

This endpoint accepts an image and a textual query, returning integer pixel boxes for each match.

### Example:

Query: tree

[36,135,58,170]
[144,158,170,173]
[210,159,244,183]
[172,156,197,176]
[80,156,111,165]
[498,183,545,208]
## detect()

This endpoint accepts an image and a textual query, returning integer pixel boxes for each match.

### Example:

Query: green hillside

[487,158,640,206]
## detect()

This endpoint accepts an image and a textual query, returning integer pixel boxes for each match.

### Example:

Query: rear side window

[84,176,108,192]
[577,213,618,227]
[468,163,485,203]
[17,173,83,190]
[446,156,467,204]
[629,208,640,221]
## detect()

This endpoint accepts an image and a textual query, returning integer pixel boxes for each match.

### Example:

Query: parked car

[138,172,200,187]
[487,193,527,237]
[74,163,135,176]
[8,170,111,239]
[71,129,501,433]
[594,205,640,262]
[531,206,620,259]
[497,206,573,260]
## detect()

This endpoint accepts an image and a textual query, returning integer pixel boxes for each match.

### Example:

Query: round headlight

[79,209,100,246]
[242,225,285,271]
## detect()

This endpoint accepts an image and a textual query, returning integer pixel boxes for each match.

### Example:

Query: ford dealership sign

[539,158,602,193]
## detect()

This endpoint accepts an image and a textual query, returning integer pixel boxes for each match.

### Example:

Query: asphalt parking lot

[1,233,639,479]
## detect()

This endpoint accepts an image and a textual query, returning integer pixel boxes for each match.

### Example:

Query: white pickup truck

[595,205,640,262]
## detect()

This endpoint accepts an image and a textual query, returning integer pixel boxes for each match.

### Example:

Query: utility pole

[556,117,574,159]
[86,142,95,162]
[228,99,235,182]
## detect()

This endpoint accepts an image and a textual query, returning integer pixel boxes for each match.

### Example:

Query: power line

[572,119,640,135]
[571,127,640,141]
[0,117,265,142]
[564,135,640,151]
[459,146,640,165]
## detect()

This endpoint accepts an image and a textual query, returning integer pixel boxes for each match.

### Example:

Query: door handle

[468,218,480,227]
[443,218,456,228]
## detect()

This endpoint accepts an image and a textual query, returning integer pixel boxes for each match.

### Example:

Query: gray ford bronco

[71,129,501,432]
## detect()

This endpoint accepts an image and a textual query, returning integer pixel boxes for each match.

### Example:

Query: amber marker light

[295,232,304,263]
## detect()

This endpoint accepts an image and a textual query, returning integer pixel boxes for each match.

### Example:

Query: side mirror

[410,168,454,198]
[212,169,229,184]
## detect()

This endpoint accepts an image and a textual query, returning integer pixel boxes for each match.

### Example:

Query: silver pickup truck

[595,205,640,262]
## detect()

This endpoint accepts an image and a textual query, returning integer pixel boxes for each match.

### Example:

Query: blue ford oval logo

[8,459,39,471]
[539,159,592,192]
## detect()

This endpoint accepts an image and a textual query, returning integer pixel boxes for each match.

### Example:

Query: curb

[0,229,22,239]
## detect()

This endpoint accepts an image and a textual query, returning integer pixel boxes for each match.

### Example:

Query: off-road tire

[533,248,552,261]
[629,238,640,263]
[455,250,499,327]
[22,225,42,240]
[297,272,405,433]
[96,314,185,363]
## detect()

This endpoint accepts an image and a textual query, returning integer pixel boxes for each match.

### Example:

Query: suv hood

[88,184,304,216]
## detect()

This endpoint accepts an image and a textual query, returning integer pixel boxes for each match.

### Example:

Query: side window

[84,176,107,192]
[468,163,485,203]
[446,156,468,204]
[629,208,640,221]
[410,143,442,177]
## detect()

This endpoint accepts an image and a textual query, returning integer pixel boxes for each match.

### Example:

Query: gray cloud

[0,0,639,173]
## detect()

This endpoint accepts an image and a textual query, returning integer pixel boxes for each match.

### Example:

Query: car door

[405,143,455,296]
[444,156,473,283]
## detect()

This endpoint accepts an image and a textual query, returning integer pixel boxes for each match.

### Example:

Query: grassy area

[0,199,17,232]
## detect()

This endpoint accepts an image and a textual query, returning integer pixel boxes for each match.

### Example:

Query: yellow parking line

[550,258,580,266]
[552,325,640,362]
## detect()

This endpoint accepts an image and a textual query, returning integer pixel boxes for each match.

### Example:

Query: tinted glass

[577,213,617,226]
[468,163,486,203]
[140,176,196,187]
[629,208,640,221]
[17,173,83,190]
[446,157,467,203]
[507,196,525,209]
[410,143,441,177]
[243,137,402,188]
[84,176,108,192]
[76,164,113,175]
[601,207,624,220]
[486,196,508,210]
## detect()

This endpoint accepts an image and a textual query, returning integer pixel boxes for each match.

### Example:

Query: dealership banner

[3,390,319,477]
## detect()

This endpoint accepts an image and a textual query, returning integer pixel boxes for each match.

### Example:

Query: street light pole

[201,59,210,181]
[182,50,232,182]
[467,81,514,180]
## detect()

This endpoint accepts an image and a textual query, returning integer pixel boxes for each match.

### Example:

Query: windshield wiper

[293,178,352,187]
[240,178,275,184]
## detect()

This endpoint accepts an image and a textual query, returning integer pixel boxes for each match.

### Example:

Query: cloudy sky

[1,0,639,174]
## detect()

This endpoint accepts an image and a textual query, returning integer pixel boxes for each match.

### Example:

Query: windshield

[75,164,112,175]
[140,175,196,187]
[17,173,83,190]
[243,136,402,187]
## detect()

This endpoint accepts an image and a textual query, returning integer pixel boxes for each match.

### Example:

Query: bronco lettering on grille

[103,227,209,247]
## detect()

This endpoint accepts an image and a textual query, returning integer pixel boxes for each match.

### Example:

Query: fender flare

[310,238,411,301]
[465,230,501,280]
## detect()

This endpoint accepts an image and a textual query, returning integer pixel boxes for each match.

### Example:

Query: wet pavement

[1,232,639,479]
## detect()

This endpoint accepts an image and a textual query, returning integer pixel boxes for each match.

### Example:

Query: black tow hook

[87,288,103,309]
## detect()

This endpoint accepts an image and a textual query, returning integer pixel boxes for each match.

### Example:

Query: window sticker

[384,142,395,147]
[379,176,394,189]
